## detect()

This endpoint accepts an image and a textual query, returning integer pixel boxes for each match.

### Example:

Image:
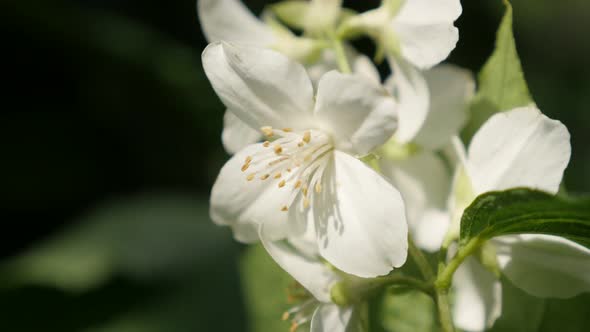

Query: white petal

[210,143,296,243]
[310,305,357,332]
[452,257,502,332]
[391,0,460,69]
[412,65,475,150]
[313,151,408,278]
[380,152,451,251]
[494,234,590,299]
[387,58,430,144]
[202,42,315,131]
[221,110,262,154]
[314,71,397,156]
[392,23,458,69]
[395,0,462,25]
[260,230,338,303]
[352,54,382,86]
[414,209,451,252]
[466,106,571,195]
[198,0,274,45]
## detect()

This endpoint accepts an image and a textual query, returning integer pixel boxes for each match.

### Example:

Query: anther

[246,174,256,181]
[302,131,311,143]
[302,186,308,197]
[290,323,299,332]
[294,180,302,189]
[261,126,274,137]
[315,183,322,193]
[282,128,293,132]
[274,172,282,179]
[281,312,290,321]
[278,180,286,188]
[281,205,289,212]
[263,141,270,147]
[241,163,250,172]
[303,198,310,209]
[274,144,283,155]
[260,174,270,180]
[244,156,252,164]
[297,142,304,147]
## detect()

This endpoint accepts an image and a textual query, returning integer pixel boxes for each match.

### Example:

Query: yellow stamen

[290,322,299,332]
[282,128,293,132]
[246,174,255,181]
[244,156,252,164]
[278,180,286,188]
[274,172,282,179]
[294,180,302,189]
[241,163,250,172]
[281,205,289,212]
[315,182,322,193]
[274,144,283,155]
[260,174,270,180]
[303,186,308,197]
[302,131,311,143]
[263,141,270,147]
[281,312,290,321]
[303,198,310,209]
[297,142,304,147]
[261,126,274,137]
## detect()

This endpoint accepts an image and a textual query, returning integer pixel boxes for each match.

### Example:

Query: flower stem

[435,238,483,290]
[432,237,484,332]
[435,288,455,332]
[331,36,351,74]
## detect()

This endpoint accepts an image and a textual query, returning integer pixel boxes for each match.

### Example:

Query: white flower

[198,0,381,154]
[436,106,590,332]
[340,0,462,69]
[203,42,408,277]
[261,225,364,332]
[379,64,475,251]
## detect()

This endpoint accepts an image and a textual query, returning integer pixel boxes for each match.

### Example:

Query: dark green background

[1,0,589,331]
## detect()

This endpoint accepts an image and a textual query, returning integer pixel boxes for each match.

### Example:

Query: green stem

[408,237,435,281]
[432,238,483,332]
[331,36,351,74]
[436,288,455,332]
[435,238,483,290]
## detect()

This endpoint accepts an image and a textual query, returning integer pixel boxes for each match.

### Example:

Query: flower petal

[202,42,315,131]
[452,257,502,332]
[387,57,430,144]
[310,305,357,332]
[198,0,274,45]
[494,234,590,299]
[260,231,338,303]
[210,143,296,243]
[466,106,571,195]
[313,151,408,277]
[314,71,397,156]
[391,0,461,69]
[221,110,262,154]
[395,0,462,25]
[380,152,451,251]
[412,65,474,150]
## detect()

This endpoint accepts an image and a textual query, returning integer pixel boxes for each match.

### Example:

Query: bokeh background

[1,0,589,331]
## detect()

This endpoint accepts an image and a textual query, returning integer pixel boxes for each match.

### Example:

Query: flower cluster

[197,1,590,331]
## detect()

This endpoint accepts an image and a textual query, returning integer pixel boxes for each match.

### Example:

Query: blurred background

[1,0,589,331]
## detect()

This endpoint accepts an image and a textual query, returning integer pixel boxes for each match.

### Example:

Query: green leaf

[460,188,590,248]
[462,0,533,142]
[240,244,294,332]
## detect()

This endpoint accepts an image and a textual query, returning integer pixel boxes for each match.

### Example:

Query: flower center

[240,126,334,212]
